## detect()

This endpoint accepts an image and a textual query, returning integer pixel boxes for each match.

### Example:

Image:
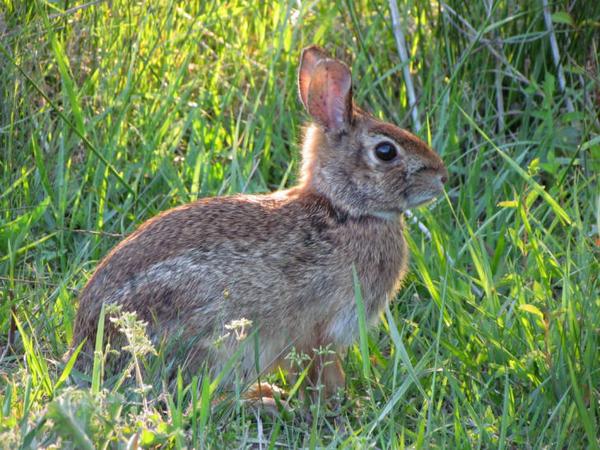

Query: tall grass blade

[91,303,106,395]
[352,265,370,380]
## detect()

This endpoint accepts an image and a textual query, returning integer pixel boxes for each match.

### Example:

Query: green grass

[1,0,599,447]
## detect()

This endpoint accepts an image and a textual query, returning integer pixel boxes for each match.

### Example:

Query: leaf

[519,304,544,320]
[91,303,106,395]
[50,29,85,135]
[55,340,86,392]
[497,200,518,208]
[551,12,574,26]
[352,265,370,379]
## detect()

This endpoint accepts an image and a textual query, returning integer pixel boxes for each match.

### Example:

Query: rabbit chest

[316,213,408,345]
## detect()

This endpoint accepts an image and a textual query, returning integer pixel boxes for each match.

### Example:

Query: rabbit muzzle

[404,165,448,208]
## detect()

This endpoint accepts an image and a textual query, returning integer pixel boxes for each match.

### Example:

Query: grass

[1,0,599,447]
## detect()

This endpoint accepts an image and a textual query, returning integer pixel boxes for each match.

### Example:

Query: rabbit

[70,45,448,399]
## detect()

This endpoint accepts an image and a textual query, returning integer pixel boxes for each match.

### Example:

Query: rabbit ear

[298,45,329,109]
[305,59,353,132]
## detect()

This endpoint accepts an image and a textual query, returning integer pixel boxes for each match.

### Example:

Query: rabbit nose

[440,174,448,184]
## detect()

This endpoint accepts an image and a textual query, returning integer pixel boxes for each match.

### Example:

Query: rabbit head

[298,46,448,218]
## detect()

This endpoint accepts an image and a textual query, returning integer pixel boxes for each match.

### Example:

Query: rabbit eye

[374,142,398,162]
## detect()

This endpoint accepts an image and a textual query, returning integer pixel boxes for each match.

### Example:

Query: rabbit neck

[293,183,402,226]
[369,210,402,221]
[299,178,403,223]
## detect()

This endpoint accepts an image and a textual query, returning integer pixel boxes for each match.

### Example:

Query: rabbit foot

[244,382,291,416]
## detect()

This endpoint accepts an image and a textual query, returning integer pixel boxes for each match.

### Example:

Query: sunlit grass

[1,0,599,447]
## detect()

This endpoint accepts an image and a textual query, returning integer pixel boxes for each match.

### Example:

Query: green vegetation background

[1,0,599,447]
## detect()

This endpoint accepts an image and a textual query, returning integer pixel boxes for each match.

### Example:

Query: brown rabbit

[71,45,447,398]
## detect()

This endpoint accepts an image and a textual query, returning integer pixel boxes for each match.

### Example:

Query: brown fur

[71,46,447,397]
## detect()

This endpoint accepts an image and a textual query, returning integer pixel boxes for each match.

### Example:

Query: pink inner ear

[306,60,352,131]
[325,66,352,130]
[298,46,329,109]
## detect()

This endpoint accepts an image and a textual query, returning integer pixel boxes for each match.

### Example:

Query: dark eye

[374,142,398,162]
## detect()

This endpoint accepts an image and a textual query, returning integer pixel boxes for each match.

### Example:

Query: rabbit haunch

[71,46,447,397]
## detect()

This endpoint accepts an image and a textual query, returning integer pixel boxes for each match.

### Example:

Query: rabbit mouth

[405,193,439,208]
